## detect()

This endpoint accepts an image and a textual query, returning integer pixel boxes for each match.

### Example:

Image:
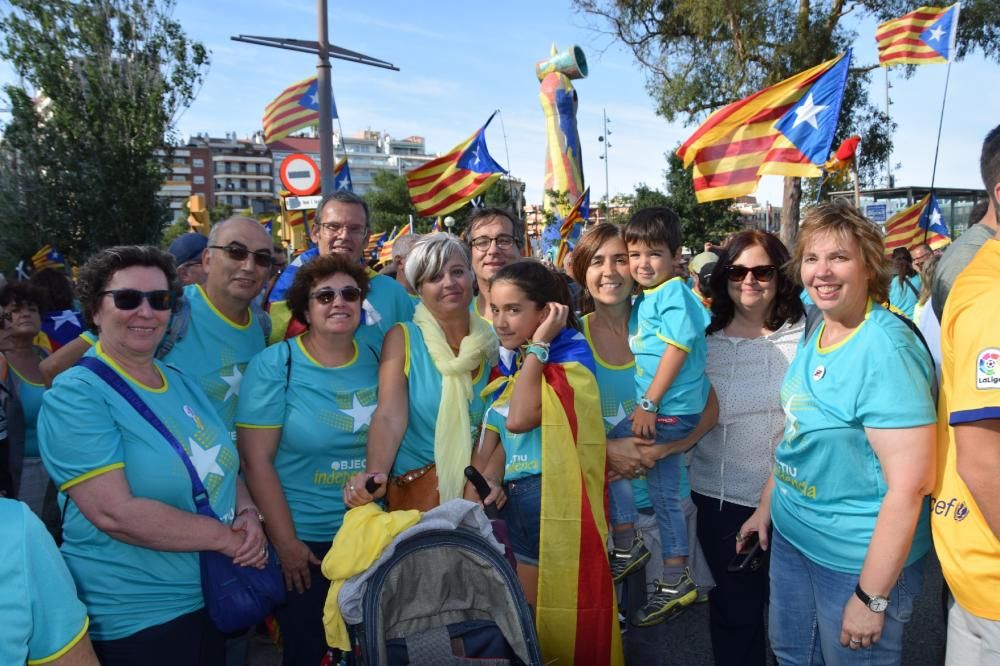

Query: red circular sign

[279,153,321,196]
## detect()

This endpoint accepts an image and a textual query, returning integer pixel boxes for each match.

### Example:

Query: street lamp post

[598,108,611,219]
[444,215,456,235]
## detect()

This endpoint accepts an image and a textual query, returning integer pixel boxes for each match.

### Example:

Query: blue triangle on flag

[919,193,949,237]
[920,6,957,60]
[335,162,353,191]
[301,79,338,119]
[456,129,507,175]
[774,51,851,166]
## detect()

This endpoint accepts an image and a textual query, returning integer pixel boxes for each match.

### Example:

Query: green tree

[363,170,419,234]
[661,153,742,251]
[0,0,209,269]
[574,0,1000,247]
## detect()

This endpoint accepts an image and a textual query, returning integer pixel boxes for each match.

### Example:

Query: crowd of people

[2,122,999,666]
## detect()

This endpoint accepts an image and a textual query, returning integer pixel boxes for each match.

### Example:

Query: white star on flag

[791,94,828,131]
[928,26,945,41]
[49,309,80,330]
[605,403,627,428]
[929,210,943,227]
[471,145,482,166]
[221,364,243,402]
[336,173,351,189]
[309,91,320,107]
[341,394,376,433]
[188,437,224,481]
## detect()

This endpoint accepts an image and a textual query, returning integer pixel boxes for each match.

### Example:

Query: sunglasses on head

[209,244,274,268]
[310,286,362,304]
[100,289,174,311]
[726,265,778,283]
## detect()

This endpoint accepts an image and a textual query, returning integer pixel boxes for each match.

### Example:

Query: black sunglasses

[99,289,174,311]
[726,265,778,283]
[310,286,362,304]
[209,244,274,268]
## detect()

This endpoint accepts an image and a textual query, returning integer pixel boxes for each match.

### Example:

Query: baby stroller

[343,501,542,665]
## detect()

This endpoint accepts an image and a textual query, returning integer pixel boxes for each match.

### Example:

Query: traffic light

[188,194,209,233]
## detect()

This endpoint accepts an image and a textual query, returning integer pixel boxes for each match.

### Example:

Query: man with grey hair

[268,190,414,344]
[391,232,423,299]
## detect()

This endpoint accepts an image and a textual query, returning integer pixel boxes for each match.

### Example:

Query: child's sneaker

[631,568,698,627]
[609,535,651,583]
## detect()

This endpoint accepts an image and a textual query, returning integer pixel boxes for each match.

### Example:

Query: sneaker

[609,535,651,583]
[631,569,698,627]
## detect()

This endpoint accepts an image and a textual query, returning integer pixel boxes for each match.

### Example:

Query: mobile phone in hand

[728,532,763,572]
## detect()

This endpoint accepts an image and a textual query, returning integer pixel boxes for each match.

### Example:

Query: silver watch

[855,584,888,613]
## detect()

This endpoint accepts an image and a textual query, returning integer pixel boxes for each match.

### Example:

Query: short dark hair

[708,230,803,334]
[77,246,181,332]
[0,281,46,313]
[980,124,1000,210]
[969,198,990,226]
[316,190,370,230]
[624,207,683,255]
[30,268,75,311]
[463,207,524,248]
[490,259,579,331]
[285,254,370,327]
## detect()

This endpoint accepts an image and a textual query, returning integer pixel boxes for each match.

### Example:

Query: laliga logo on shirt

[930,495,970,522]
[977,348,1000,389]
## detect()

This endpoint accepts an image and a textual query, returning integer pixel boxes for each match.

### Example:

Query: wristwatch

[639,396,657,413]
[855,584,889,613]
[524,343,550,363]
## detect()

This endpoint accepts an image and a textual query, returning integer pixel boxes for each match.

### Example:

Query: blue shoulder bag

[78,356,286,633]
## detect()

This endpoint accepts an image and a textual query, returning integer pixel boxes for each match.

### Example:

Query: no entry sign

[279,153,321,196]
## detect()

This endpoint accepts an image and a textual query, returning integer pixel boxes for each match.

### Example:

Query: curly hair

[29,268,74,311]
[0,281,46,313]
[286,254,370,327]
[707,230,804,334]
[77,246,181,332]
[490,259,579,331]
[787,201,891,305]
[571,223,633,316]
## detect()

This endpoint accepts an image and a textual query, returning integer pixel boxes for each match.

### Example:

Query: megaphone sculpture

[537,44,588,214]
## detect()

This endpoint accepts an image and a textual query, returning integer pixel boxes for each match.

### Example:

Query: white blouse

[688,319,804,507]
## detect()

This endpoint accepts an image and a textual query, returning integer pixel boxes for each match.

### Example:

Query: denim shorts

[500,474,542,566]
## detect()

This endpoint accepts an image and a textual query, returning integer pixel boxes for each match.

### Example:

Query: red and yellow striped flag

[876,4,960,66]
[286,209,315,229]
[263,75,338,144]
[378,223,410,265]
[882,194,951,254]
[676,53,848,203]
[406,113,506,217]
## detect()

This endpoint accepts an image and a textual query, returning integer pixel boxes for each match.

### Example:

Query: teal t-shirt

[10,366,46,457]
[236,336,377,543]
[770,301,936,574]
[888,274,922,319]
[38,343,239,641]
[629,277,711,415]
[0,499,89,665]
[393,322,492,476]
[484,407,542,481]
[162,284,267,441]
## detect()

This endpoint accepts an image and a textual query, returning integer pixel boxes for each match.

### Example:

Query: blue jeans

[768,528,925,665]
[607,413,698,559]
[500,474,542,565]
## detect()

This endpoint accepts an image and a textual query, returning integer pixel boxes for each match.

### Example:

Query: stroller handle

[464,466,500,520]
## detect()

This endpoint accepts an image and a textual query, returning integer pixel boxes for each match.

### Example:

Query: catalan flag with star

[406,112,507,217]
[677,51,851,203]
[378,223,411,266]
[556,188,590,267]
[876,4,960,67]
[263,75,338,144]
[333,157,353,192]
[882,192,951,255]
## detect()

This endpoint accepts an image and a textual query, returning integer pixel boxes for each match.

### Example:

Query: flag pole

[496,109,519,217]
[884,68,893,188]
[316,0,335,196]
[928,59,953,194]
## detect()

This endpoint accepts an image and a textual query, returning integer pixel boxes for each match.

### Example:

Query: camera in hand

[728,532,763,573]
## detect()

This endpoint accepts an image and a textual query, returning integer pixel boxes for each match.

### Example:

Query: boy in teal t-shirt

[606,207,710,626]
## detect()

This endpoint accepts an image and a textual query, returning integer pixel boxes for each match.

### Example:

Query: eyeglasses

[209,244,274,268]
[99,289,174,311]
[470,234,516,251]
[726,265,778,283]
[310,286,363,304]
[315,222,367,237]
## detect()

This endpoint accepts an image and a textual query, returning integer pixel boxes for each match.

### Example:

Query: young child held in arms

[607,207,711,626]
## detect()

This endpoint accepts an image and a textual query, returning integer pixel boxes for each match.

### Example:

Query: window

[193,175,205,185]
[193,158,204,168]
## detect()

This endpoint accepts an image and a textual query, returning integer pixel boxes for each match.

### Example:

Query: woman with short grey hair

[346,235,500,511]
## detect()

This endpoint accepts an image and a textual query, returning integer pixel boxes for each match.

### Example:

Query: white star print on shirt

[188,437,224,482]
[221,364,243,402]
[791,94,828,131]
[341,394,376,433]
[605,403,627,428]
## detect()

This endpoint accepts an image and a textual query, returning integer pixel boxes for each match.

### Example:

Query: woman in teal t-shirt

[238,254,377,666]
[38,246,268,666]
[888,247,921,319]
[769,204,936,665]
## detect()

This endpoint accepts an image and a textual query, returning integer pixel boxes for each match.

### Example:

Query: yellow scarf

[412,303,498,501]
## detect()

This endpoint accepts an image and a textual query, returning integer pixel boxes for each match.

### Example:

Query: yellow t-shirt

[932,238,1000,620]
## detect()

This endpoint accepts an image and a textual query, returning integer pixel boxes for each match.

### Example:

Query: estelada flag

[483,329,622,665]
[883,193,951,254]
[556,188,590,267]
[677,51,851,203]
[333,157,353,192]
[406,112,507,217]
[876,4,960,66]
[263,75,338,144]
[378,223,411,265]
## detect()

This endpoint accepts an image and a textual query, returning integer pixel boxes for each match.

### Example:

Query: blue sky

[4,1,998,206]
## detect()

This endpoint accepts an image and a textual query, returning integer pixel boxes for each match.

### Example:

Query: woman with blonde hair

[767,201,936,665]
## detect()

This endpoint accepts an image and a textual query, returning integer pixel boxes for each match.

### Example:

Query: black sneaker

[609,535,651,583]
[631,569,698,627]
